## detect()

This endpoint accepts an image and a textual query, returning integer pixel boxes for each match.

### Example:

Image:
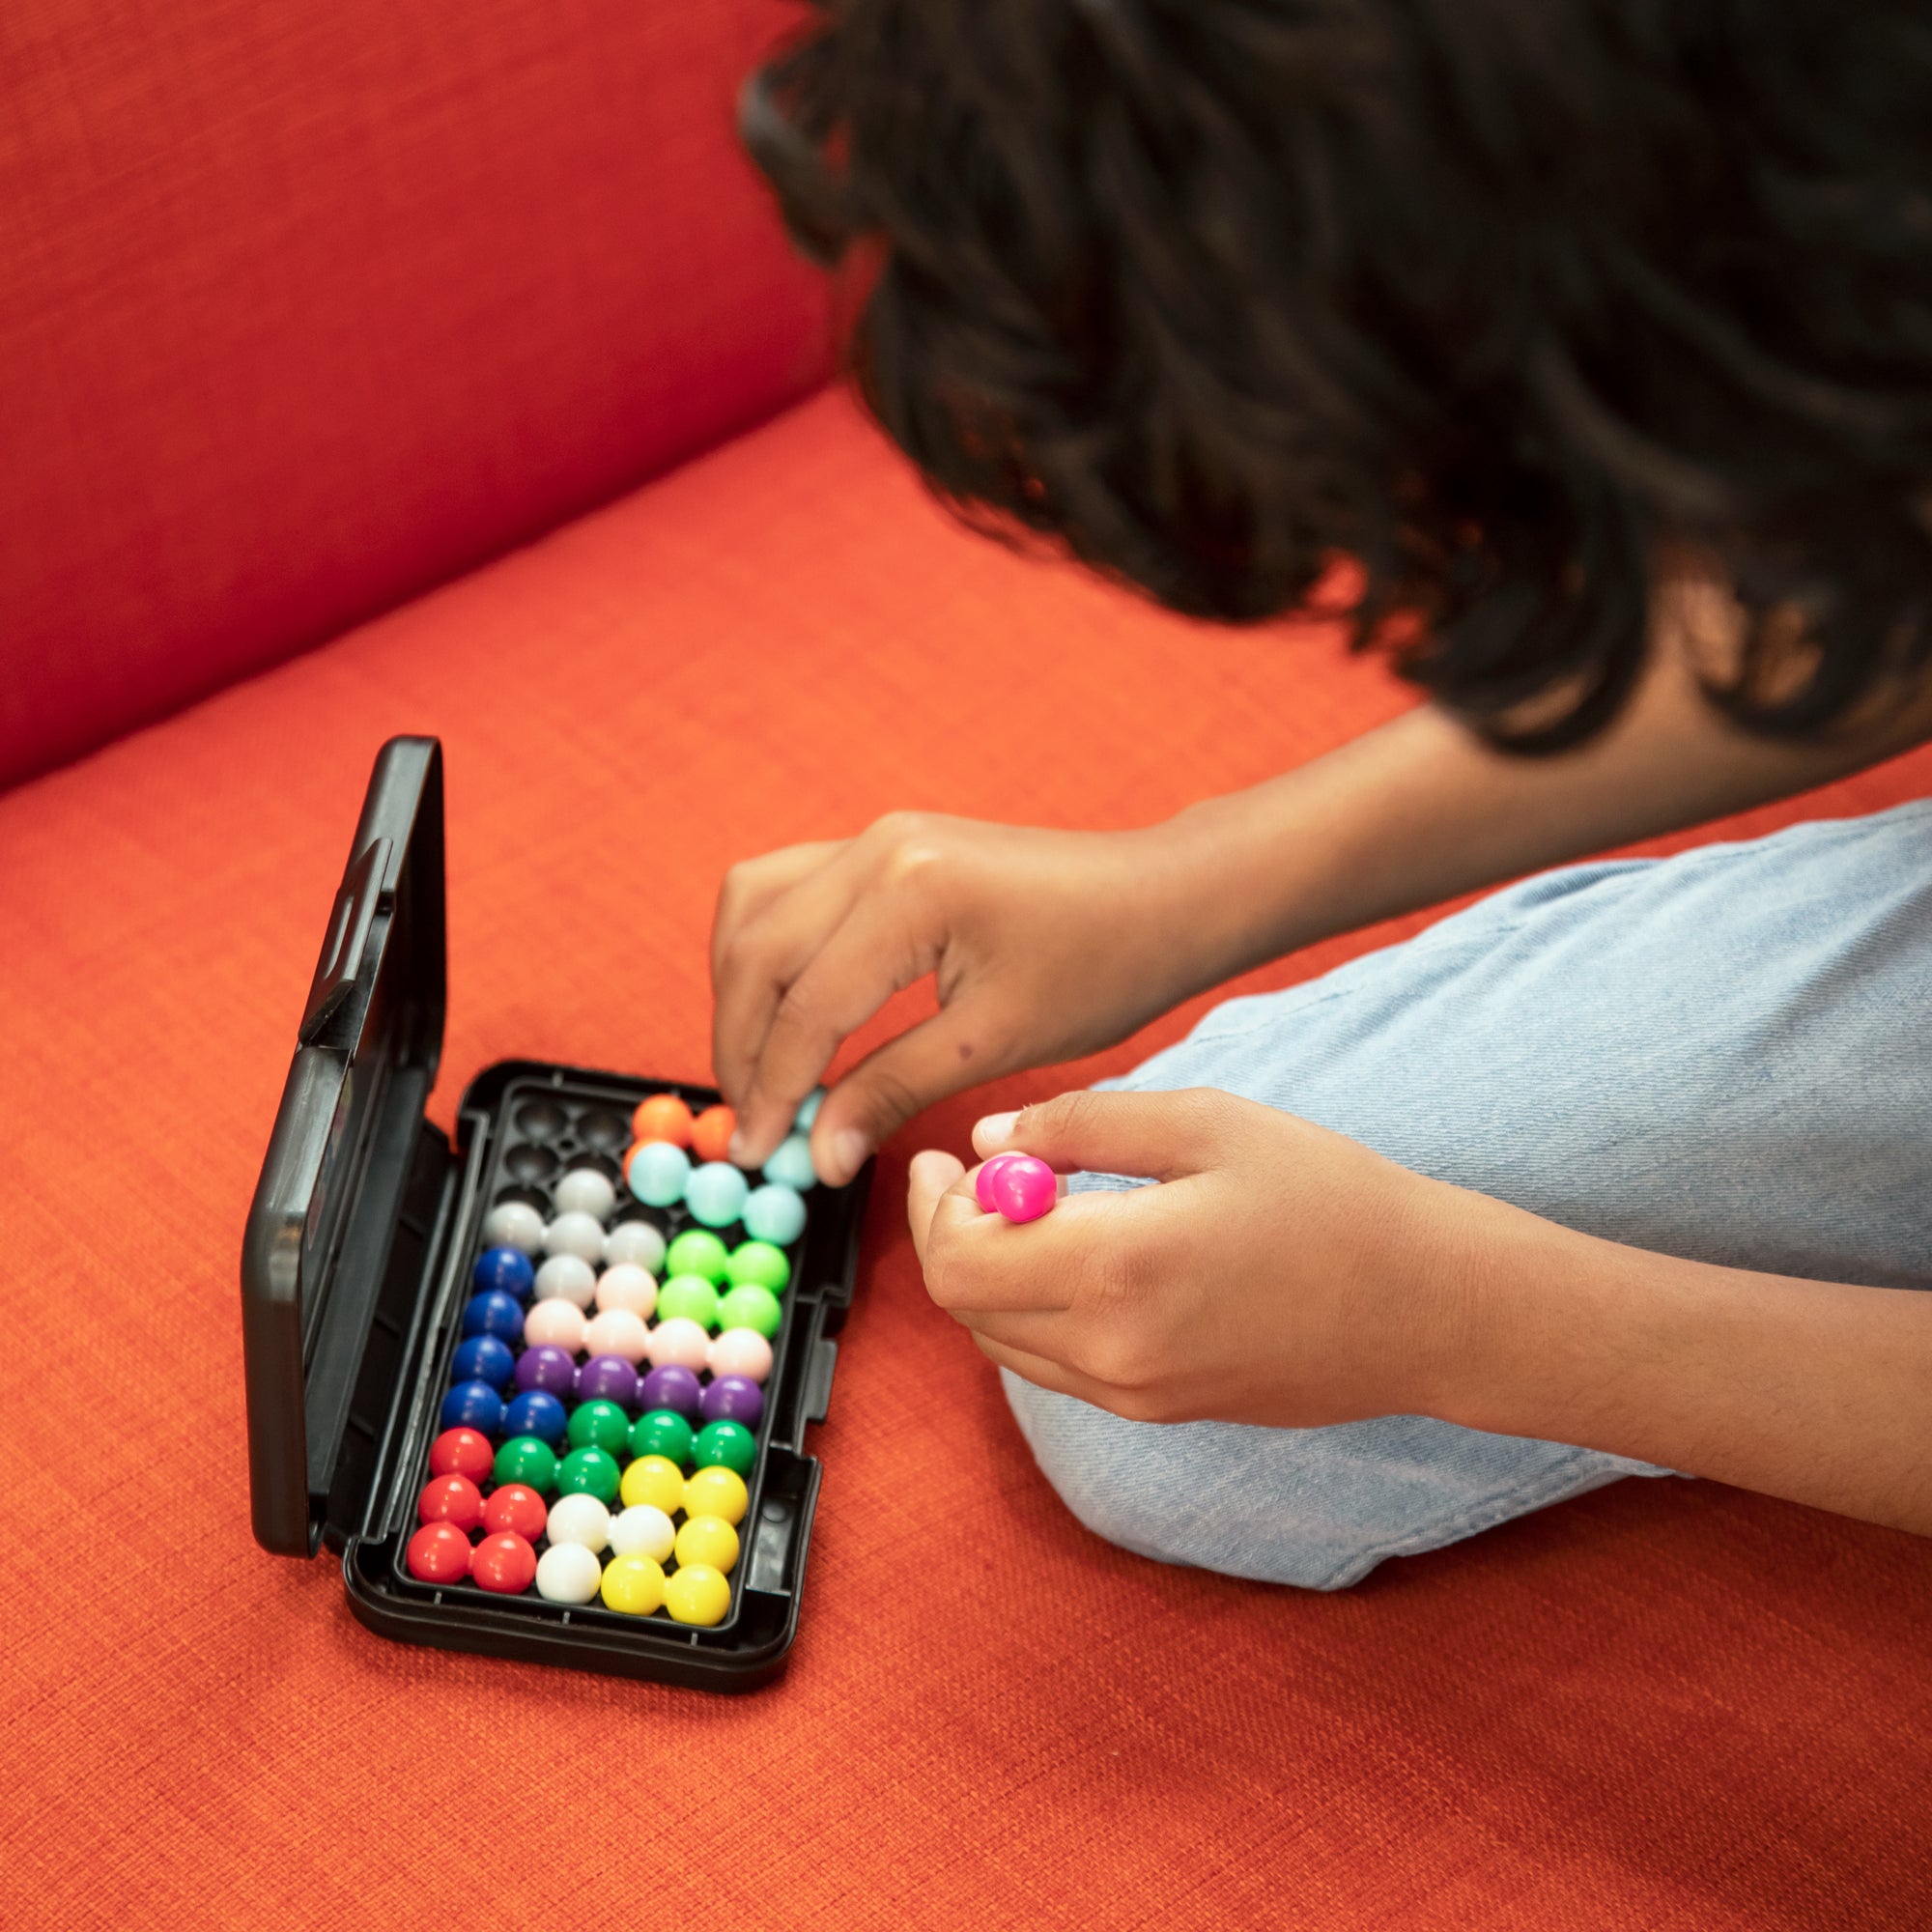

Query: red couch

[4,6,1927,1926]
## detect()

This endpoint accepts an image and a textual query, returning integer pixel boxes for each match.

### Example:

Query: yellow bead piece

[600,1552,666,1616]
[619,1455,685,1515]
[681,1464,749,1526]
[665,1562,731,1627]
[674,1513,741,1576]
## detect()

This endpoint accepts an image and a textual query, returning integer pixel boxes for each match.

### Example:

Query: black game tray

[242,737,870,1690]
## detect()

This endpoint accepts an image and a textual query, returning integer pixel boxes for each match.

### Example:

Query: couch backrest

[0,0,830,790]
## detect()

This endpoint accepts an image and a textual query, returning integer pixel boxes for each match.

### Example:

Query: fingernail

[976,1111,1019,1148]
[830,1128,870,1182]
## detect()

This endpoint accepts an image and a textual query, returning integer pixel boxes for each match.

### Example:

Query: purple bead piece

[514,1344,578,1399]
[700,1376,764,1428]
[637,1363,702,1420]
[576,1354,640,1410]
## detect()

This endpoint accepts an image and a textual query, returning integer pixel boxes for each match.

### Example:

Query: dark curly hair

[743,0,1932,748]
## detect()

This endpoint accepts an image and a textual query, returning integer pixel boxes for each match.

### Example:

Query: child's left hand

[907,1089,1494,1427]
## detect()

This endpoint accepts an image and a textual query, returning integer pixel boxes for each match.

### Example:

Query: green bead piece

[724,1241,790,1292]
[556,1446,622,1504]
[567,1399,632,1457]
[693,1419,756,1478]
[629,1408,696,1468]
[665,1229,730,1284]
[715,1282,782,1341]
[492,1435,557,1493]
[657,1274,722,1331]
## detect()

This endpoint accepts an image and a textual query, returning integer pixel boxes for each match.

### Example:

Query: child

[716,0,1932,1585]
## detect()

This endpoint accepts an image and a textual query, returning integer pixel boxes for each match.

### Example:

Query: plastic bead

[482,1200,546,1255]
[533,1254,596,1309]
[534,1542,603,1605]
[665,1229,730,1283]
[594,1263,658,1320]
[724,1240,789,1292]
[664,1563,731,1627]
[699,1378,763,1430]
[682,1464,749,1526]
[741,1184,807,1247]
[406,1520,471,1583]
[556,1446,622,1504]
[471,1246,534,1298]
[502,1389,567,1446]
[715,1284,781,1341]
[684,1161,749,1229]
[603,1220,667,1272]
[492,1435,557,1493]
[600,1552,667,1615]
[675,1515,741,1576]
[440,1380,504,1436]
[575,1355,639,1410]
[522,1297,587,1353]
[552,1167,616,1220]
[543,1211,607,1264]
[544,1492,611,1553]
[691,1105,737,1165]
[618,1455,685,1516]
[708,1328,774,1385]
[428,1427,494,1485]
[417,1474,483,1530]
[983,1152,1057,1224]
[461,1292,524,1344]
[470,1531,537,1595]
[794,1088,825,1131]
[627,1141,691,1208]
[762,1133,817,1192]
[566,1399,632,1459]
[692,1418,756,1476]
[631,1094,694,1148]
[645,1317,712,1373]
[481,1484,546,1541]
[513,1345,578,1399]
[629,1408,696,1467]
[608,1505,675,1564]
[451,1334,515,1391]
[637,1364,702,1419]
[656,1276,721,1332]
[582,1307,650,1364]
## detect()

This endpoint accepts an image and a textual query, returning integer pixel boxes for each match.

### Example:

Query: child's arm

[716,588,1932,1182]
[910,1095,1932,1539]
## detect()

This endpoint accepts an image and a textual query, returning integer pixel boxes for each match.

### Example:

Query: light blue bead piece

[741,1183,808,1246]
[762,1133,818,1192]
[793,1087,826,1131]
[626,1140,691,1208]
[684,1160,751,1229]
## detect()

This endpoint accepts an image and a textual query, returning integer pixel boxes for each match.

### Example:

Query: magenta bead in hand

[983,1152,1057,1224]
[974,1152,1022,1213]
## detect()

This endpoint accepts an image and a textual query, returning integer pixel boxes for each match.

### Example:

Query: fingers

[964,1332,1107,1406]
[972,1087,1236,1182]
[919,1179,1124,1314]
[730,890,942,1170]
[710,843,867,1149]
[906,1150,964,1264]
[809,1000,1005,1186]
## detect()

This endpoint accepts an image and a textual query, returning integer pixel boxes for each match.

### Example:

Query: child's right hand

[710,811,1214,1185]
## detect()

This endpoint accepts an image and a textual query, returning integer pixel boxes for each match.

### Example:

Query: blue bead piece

[684,1160,750,1230]
[627,1140,692,1208]
[503,1389,568,1446]
[471,1245,535,1299]
[762,1133,818,1192]
[742,1183,807,1246]
[460,1291,525,1343]
[452,1334,515,1391]
[440,1379,505,1436]
[793,1088,825,1132]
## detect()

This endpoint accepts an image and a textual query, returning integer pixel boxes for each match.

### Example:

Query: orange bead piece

[691,1104,736,1164]
[631,1094,694,1147]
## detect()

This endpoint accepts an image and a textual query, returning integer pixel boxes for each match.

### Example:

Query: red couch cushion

[3,390,1927,1927]
[0,0,828,790]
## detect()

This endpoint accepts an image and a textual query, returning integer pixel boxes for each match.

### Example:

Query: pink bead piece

[582,1307,650,1364]
[523,1298,587,1353]
[708,1327,774,1385]
[974,1152,1023,1214]
[646,1316,712,1373]
[987,1152,1057,1224]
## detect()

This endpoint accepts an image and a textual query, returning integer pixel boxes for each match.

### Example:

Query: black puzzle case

[241,736,870,1690]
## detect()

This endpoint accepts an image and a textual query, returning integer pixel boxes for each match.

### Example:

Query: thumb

[810,1004,1003,1186]
[972,1088,1230,1182]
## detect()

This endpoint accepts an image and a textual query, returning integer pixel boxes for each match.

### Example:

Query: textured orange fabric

[3,391,1929,1930]
[0,0,829,791]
